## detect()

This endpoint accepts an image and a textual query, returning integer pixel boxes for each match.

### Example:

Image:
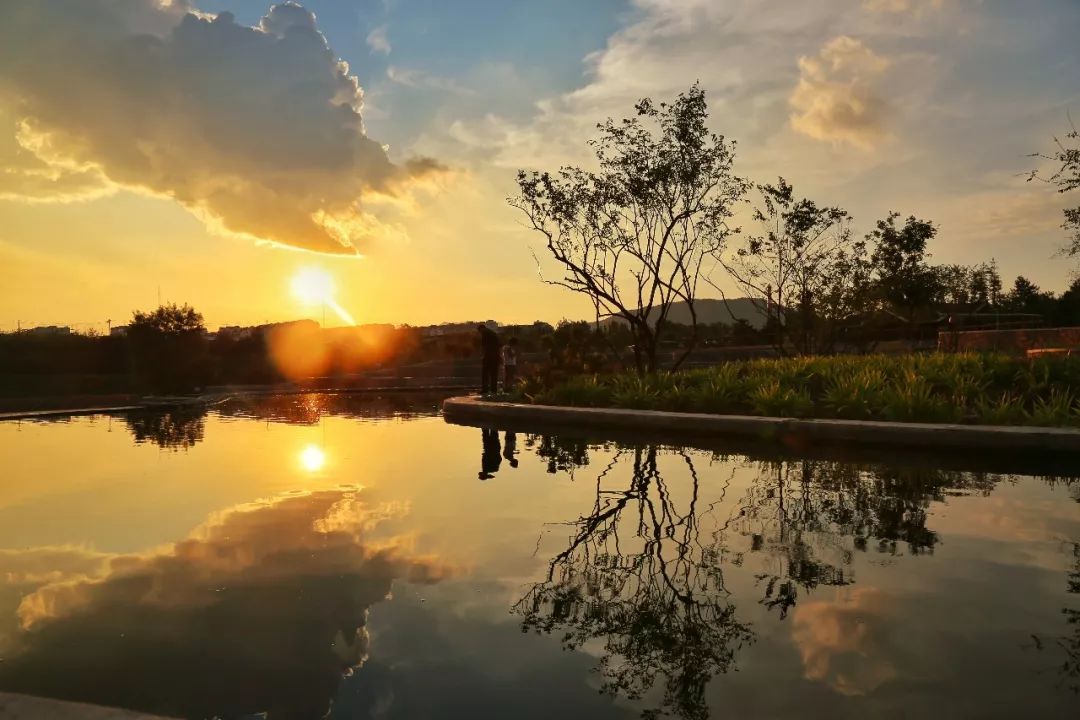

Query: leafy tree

[510,84,749,375]
[1003,275,1056,319]
[721,178,865,354]
[868,212,939,327]
[127,303,208,393]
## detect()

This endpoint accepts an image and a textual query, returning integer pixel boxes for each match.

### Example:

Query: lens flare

[299,444,326,472]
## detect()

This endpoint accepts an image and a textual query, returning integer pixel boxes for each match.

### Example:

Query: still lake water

[0,393,1078,720]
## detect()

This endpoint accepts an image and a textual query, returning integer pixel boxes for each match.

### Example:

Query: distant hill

[597,298,769,330]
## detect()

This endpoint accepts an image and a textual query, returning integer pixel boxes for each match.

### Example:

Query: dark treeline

[0,304,553,397]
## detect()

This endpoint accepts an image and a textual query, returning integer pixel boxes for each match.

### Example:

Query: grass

[510,353,1080,428]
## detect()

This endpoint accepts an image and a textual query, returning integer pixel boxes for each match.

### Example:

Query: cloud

[0,1,442,254]
[791,587,898,695]
[0,488,449,717]
[0,108,111,203]
[790,36,892,149]
[387,66,472,95]
[863,0,944,14]
[367,24,392,55]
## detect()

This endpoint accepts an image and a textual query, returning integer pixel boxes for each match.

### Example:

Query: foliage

[515,352,1080,427]
[127,303,208,393]
[510,84,749,375]
[721,178,868,355]
[868,212,938,323]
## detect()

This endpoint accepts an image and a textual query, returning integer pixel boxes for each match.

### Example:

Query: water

[0,393,1078,719]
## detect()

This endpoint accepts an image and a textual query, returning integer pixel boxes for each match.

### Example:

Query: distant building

[26,325,71,337]
[109,325,129,337]
[419,320,497,339]
[501,321,554,336]
[256,319,320,336]
[216,325,255,341]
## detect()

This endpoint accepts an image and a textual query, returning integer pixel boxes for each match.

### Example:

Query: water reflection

[478,428,520,479]
[299,443,327,472]
[516,435,1079,719]
[516,446,751,720]
[116,392,451,452]
[3,399,1079,719]
[217,391,447,426]
[124,407,206,450]
[0,488,449,719]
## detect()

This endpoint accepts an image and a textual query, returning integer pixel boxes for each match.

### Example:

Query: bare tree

[510,84,749,375]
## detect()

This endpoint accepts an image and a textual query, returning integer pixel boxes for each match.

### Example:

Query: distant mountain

[598,298,769,330]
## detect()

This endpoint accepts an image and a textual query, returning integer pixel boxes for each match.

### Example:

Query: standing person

[502,337,519,390]
[477,323,501,394]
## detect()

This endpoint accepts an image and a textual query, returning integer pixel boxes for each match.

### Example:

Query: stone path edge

[441,396,1080,453]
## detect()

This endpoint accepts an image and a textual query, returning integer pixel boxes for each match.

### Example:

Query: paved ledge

[0,693,174,719]
[442,396,1080,453]
[0,405,141,421]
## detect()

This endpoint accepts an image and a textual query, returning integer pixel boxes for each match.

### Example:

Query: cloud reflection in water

[0,488,449,719]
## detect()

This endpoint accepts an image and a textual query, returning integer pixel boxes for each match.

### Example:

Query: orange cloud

[791,587,898,695]
[790,36,892,150]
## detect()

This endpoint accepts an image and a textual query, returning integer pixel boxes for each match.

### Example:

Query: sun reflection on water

[299,444,326,472]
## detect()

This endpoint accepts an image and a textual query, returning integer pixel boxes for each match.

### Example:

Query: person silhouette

[502,337,519,390]
[479,427,502,480]
[503,431,518,468]
[477,324,501,395]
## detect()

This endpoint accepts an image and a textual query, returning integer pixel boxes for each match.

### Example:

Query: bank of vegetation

[512,353,1080,427]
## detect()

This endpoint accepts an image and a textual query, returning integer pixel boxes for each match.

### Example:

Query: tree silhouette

[720,178,867,355]
[127,303,208,393]
[511,84,749,375]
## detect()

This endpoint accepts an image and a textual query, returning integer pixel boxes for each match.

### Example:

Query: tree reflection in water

[124,408,207,450]
[515,435,1037,720]
[1058,541,1080,692]
[515,445,750,720]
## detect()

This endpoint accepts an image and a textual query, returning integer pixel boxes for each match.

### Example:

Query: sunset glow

[290,267,357,327]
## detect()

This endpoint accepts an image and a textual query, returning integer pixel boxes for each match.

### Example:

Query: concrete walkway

[0,693,174,720]
[442,396,1080,453]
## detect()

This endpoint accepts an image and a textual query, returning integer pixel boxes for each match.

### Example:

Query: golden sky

[1,0,1078,330]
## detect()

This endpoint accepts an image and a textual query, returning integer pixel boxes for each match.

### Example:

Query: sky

[1,0,1078,331]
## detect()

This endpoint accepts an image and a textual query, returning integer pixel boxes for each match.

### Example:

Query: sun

[289,266,358,326]
[291,267,334,306]
[299,443,326,472]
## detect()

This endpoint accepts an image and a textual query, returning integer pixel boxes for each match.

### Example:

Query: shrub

[513,352,1080,427]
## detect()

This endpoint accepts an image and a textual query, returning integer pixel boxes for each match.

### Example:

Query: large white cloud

[0,1,441,254]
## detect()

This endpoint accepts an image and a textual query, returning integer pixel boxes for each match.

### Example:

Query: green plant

[974,392,1027,426]
[1027,389,1077,427]
[748,381,812,418]
[517,352,1080,427]
[823,368,886,420]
